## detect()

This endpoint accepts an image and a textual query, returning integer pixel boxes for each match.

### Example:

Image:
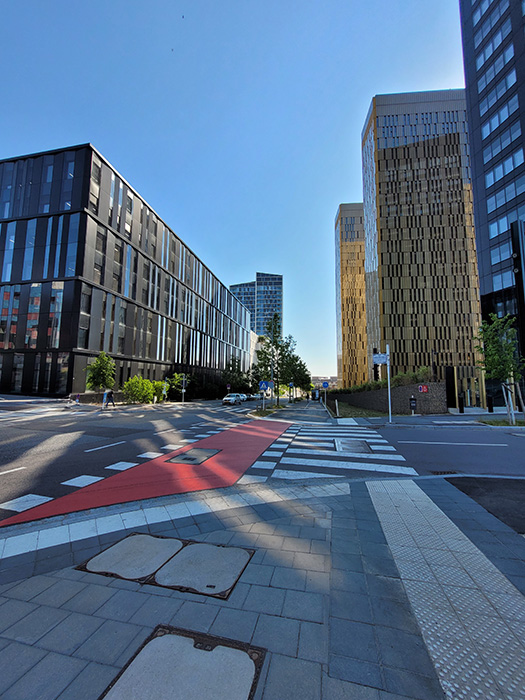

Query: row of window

[474,0,509,49]
[481,93,518,139]
[0,352,69,394]
[473,0,500,28]
[493,268,515,291]
[475,17,511,70]
[0,282,64,351]
[482,120,521,164]
[480,68,516,117]
[487,173,525,213]
[490,239,512,265]
[0,214,80,284]
[478,43,513,94]
[485,147,524,188]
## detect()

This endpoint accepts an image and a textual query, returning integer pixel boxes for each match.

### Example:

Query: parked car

[222,393,243,405]
[239,393,247,401]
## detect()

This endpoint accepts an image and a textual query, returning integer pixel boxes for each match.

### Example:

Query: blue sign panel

[322,381,329,388]
[259,381,269,390]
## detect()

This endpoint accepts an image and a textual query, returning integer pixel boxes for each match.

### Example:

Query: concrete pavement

[0,402,524,699]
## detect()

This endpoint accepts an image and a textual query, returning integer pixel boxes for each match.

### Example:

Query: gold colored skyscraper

[335,203,368,387]
[361,90,481,379]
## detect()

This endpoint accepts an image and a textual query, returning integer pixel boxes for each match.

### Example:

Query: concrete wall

[328,382,447,415]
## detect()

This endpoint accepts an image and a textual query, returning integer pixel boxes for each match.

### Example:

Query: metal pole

[386,344,392,423]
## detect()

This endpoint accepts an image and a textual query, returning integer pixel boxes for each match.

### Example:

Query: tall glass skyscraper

[230,272,283,336]
[459,0,525,352]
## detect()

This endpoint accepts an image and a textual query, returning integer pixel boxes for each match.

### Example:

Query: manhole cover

[167,448,220,464]
[154,542,252,598]
[79,535,253,599]
[99,625,266,700]
[85,534,184,580]
[336,439,371,454]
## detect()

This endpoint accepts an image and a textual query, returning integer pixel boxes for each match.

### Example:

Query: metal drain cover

[167,448,220,464]
[99,625,266,700]
[336,439,371,454]
[154,542,252,597]
[85,534,183,580]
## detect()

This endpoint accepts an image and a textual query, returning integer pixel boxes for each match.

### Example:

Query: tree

[85,352,115,391]
[252,314,310,404]
[475,313,525,424]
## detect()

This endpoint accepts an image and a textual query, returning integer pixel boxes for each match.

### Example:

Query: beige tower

[335,203,368,387]
[361,90,482,379]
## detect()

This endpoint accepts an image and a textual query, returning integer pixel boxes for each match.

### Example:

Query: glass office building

[230,272,283,336]
[459,0,525,352]
[0,144,251,395]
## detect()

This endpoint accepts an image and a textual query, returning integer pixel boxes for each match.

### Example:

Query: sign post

[372,348,392,423]
[322,381,329,406]
[181,374,186,404]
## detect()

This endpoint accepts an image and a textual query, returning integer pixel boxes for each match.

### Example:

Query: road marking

[280,456,417,475]
[398,441,508,447]
[84,441,126,453]
[0,467,27,476]
[0,494,53,512]
[61,475,105,487]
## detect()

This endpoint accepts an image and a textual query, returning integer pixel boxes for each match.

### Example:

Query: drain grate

[167,448,220,464]
[78,533,254,599]
[98,624,267,700]
[431,470,458,475]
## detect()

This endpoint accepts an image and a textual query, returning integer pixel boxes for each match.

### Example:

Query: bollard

[458,395,464,413]
[487,396,494,413]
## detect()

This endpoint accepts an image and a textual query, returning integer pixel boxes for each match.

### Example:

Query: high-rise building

[361,90,482,379]
[0,144,251,395]
[459,0,525,352]
[335,203,368,387]
[230,272,283,336]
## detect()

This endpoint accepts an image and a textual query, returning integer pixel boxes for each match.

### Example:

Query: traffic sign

[322,381,329,389]
[259,381,269,390]
[373,353,389,365]
[418,385,429,393]
[289,382,294,387]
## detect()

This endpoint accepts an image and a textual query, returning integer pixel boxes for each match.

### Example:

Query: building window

[490,240,512,265]
[477,44,514,94]
[487,174,525,213]
[483,121,521,164]
[479,69,516,117]
[481,94,519,139]
[475,18,511,70]
[485,148,524,188]
[1,221,16,282]
[25,283,41,349]
[22,219,37,280]
[474,0,510,49]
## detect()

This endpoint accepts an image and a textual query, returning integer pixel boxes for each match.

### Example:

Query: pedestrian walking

[105,390,115,408]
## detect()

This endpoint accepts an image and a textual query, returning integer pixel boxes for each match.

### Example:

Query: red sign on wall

[418,385,429,393]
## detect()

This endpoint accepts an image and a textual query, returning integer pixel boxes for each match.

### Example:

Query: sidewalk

[1,459,525,698]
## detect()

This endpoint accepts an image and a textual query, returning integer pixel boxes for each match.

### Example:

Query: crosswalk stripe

[280,457,417,475]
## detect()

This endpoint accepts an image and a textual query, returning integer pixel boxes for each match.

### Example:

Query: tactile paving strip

[368,479,525,700]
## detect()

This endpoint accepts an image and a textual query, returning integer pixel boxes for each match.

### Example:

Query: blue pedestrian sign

[322,381,329,388]
[259,381,269,390]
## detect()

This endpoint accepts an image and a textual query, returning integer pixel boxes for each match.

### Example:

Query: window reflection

[25,283,41,349]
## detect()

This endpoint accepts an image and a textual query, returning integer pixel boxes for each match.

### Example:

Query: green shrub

[152,381,165,403]
[122,375,154,404]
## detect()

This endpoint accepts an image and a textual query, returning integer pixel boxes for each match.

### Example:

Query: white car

[239,394,247,401]
[222,393,242,405]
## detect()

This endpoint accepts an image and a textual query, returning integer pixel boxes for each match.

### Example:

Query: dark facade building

[459,0,525,350]
[0,144,251,395]
[230,272,283,336]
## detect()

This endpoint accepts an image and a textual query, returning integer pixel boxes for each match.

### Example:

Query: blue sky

[1,0,465,376]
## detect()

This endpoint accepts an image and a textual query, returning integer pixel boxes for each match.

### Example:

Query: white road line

[280,457,417,475]
[398,441,508,447]
[0,467,27,476]
[287,448,406,461]
[84,441,126,453]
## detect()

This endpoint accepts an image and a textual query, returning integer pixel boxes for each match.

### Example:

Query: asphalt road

[0,399,254,522]
[378,424,525,476]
